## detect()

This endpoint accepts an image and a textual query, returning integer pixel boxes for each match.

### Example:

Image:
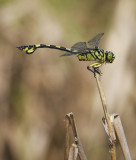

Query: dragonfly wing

[88,33,104,49]
[71,42,88,53]
[60,52,74,56]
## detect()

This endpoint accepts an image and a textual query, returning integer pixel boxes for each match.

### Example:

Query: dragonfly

[17,33,115,75]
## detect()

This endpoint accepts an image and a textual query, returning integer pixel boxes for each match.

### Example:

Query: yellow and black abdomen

[17,44,72,54]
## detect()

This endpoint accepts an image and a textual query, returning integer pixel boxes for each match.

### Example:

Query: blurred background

[0,0,136,159]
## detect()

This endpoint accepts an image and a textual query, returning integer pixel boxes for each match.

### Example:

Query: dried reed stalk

[95,73,116,160]
[64,112,87,160]
[113,114,132,160]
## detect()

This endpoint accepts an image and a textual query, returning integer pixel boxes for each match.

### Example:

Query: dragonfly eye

[106,51,115,63]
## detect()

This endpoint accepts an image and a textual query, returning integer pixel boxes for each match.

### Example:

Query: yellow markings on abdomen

[23,47,29,51]
[56,45,61,48]
[36,44,41,47]
[27,48,35,53]
[66,48,71,51]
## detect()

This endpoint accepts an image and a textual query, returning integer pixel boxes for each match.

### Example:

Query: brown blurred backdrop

[0,0,136,159]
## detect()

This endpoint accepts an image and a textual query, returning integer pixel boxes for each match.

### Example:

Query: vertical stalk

[66,113,87,160]
[95,73,116,160]
[113,114,132,160]
[64,116,70,160]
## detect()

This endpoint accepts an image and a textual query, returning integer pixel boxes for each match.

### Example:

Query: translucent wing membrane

[71,42,88,53]
[61,42,88,56]
[61,52,73,56]
[87,33,104,49]
[68,33,104,55]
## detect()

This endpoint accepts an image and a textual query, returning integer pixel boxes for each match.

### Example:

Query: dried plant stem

[68,144,78,160]
[65,113,87,160]
[113,114,132,160]
[64,117,70,160]
[95,73,116,160]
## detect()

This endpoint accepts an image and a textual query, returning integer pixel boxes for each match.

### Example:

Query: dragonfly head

[105,51,115,63]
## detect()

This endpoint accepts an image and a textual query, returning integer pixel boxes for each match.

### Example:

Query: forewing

[71,42,88,53]
[88,33,104,49]
[60,52,73,56]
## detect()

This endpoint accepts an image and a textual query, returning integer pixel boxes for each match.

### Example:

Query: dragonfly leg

[87,63,102,76]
